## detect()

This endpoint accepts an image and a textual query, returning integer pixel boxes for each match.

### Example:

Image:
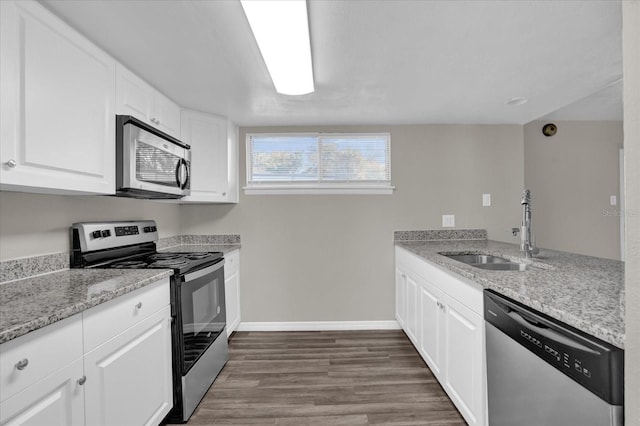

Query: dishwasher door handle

[507,310,600,355]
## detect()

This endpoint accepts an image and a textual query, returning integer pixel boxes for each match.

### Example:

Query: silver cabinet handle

[15,358,29,370]
[135,302,143,309]
[5,159,17,168]
[222,192,227,196]
[77,376,86,386]
[436,301,445,310]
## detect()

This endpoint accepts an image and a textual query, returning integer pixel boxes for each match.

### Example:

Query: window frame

[244,132,394,195]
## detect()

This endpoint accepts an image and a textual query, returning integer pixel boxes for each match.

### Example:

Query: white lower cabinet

[84,306,172,426]
[442,292,485,425]
[0,279,172,426]
[418,280,445,379]
[225,250,241,336]
[0,359,85,426]
[395,268,407,328]
[395,246,487,426]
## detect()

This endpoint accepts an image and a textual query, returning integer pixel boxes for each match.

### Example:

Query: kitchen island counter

[396,238,624,348]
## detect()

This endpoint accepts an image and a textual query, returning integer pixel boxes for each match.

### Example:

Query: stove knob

[143,226,151,233]
[92,231,101,239]
[101,230,111,237]
[152,226,157,232]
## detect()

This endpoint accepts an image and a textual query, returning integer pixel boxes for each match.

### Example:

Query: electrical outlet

[610,195,617,206]
[442,214,455,227]
[483,193,491,207]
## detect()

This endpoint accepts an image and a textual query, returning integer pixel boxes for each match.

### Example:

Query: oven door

[179,260,226,374]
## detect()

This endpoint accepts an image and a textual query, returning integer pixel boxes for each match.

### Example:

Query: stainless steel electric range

[71,220,228,423]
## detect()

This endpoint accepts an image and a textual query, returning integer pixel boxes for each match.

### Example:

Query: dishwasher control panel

[484,290,624,406]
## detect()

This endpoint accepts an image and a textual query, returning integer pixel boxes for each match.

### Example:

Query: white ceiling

[41,0,623,127]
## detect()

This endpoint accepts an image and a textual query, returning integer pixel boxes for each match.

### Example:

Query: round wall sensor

[542,123,557,137]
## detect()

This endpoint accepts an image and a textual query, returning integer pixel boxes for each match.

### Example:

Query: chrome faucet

[520,189,539,258]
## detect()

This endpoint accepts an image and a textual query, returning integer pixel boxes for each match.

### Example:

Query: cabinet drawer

[0,315,82,402]
[225,250,239,277]
[82,278,170,353]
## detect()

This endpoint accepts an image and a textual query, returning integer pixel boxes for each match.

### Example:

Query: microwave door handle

[175,158,189,189]
[182,159,190,189]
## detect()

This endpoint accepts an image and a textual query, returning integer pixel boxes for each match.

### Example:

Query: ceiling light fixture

[240,0,314,96]
[506,97,528,106]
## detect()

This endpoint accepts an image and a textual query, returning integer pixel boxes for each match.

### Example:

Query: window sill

[243,185,395,195]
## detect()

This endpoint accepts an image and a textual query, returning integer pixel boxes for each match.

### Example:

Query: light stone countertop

[0,269,173,344]
[395,239,625,348]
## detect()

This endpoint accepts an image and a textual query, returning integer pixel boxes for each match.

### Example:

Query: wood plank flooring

[182,330,466,425]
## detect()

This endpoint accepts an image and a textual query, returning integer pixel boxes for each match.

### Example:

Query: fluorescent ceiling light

[241,0,314,95]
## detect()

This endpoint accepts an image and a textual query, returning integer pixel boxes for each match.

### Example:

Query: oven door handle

[183,259,224,281]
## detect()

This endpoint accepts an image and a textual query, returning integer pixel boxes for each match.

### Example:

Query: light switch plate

[442,214,455,227]
[483,193,491,207]
[610,195,617,206]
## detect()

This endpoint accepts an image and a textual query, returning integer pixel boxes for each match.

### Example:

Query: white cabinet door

[225,250,241,336]
[115,64,181,139]
[0,0,115,195]
[84,306,173,426]
[443,294,485,426]
[226,120,240,203]
[179,110,229,203]
[0,359,84,426]
[115,64,154,124]
[418,280,445,379]
[225,272,240,337]
[405,274,419,344]
[395,268,407,327]
[153,92,181,138]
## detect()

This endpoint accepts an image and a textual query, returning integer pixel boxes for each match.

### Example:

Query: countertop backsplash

[394,229,487,242]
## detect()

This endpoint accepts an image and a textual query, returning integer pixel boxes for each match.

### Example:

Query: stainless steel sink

[445,254,511,264]
[441,253,537,271]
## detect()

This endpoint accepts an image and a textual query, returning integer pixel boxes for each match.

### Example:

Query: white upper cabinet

[116,64,181,139]
[179,109,239,204]
[0,0,116,195]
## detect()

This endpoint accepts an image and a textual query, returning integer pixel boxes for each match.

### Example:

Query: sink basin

[441,253,537,271]
[445,254,511,264]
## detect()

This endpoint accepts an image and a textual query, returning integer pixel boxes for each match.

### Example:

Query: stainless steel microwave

[116,115,191,199]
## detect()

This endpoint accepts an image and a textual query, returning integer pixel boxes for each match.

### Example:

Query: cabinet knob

[135,302,143,309]
[222,192,226,196]
[15,358,29,370]
[77,376,87,386]
[5,159,17,168]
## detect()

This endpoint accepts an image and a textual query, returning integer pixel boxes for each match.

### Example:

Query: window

[245,133,394,194]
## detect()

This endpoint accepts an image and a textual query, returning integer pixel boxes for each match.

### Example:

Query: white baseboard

[236,320,401,332]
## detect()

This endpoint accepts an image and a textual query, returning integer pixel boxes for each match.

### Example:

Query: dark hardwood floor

[182,330,466,425]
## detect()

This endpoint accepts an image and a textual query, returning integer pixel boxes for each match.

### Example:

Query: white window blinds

[246,133,392,194]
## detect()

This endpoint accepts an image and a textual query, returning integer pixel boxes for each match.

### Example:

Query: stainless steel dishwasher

[484,290,624,426]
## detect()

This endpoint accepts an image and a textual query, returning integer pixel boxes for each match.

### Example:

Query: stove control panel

[115,225,140,236]
[71,220,158,253]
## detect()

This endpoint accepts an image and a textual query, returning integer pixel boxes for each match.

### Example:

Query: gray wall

[524,120,623,260]
[0,192,181,260]
[180,124,524,322]
[623,0,640,422]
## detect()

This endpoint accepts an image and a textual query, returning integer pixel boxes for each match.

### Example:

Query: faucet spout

[520,189,539,258]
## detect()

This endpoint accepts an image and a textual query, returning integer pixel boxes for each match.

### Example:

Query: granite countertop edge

[0,269,173,344]
[395,240,625,349]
